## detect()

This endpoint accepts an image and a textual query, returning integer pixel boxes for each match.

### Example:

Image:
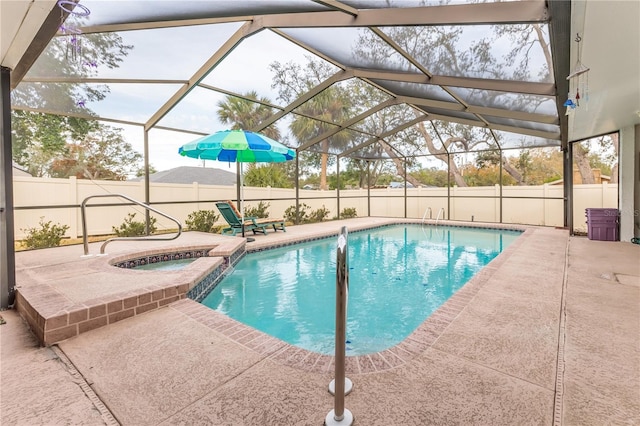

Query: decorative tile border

[188,246,247,303]
[187,266,224,302]
[247,221,524,256]
[112,249,211,269]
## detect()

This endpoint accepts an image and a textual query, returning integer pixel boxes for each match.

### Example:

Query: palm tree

[289,86,352,190]
[216,91,280,140]
[216,91,282,176]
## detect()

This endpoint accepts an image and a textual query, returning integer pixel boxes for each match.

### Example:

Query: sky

[79,21,315,174]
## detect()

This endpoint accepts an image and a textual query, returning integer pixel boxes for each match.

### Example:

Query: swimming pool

[201,224,521,355]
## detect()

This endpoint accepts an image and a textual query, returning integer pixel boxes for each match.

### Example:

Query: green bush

[211,224,226,234]
[244,201,270,219]
[112,213,157,237]
[21,217,69,249]
[284,204,331,223]
[185,210,219,233]
[340,207,358,219]
[284,203,310,224]
[308,205,330,223]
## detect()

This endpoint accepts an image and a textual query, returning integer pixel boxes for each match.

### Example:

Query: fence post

[543,183,549,226]
[192,181,199,212]
[68,176,78,237]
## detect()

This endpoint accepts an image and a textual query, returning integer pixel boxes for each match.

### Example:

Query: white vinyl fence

[12,176,617,239]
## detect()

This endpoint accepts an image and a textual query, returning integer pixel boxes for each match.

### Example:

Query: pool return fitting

[325,226,354,426]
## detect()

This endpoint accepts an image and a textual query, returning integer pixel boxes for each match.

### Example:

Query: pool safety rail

[422,207,432,223]
[325,226,354,426]
[81,194,182,256]
[435,207,445,226]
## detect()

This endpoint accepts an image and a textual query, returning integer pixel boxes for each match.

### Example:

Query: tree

[11,27,133,177]
[244,164,293,188]
[216,91,284,188]
[475,150,524,185]
[351,24,554,186]
[216,91,281,140]
[573,142,595,184]
[49,125,142,180]
[270,59,353,190]
[471,148,562,186]
[413,167,450,187]
[135,164,158,177]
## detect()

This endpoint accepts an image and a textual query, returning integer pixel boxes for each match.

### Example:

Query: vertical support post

[366,161,371,217]
[0,66,16,308]
[564,144,574,233]
[144,130,151,235]
[326,226,353,426]
[499,154,503,223]
[403,158,408,218]
[336,157,341,219]
[447,153,451,220]
[295,154,300,224]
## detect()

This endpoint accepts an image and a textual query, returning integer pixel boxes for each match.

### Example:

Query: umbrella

[178,129,296,238]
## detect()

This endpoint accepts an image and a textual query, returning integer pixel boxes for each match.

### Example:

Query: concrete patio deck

[1,218,638,425]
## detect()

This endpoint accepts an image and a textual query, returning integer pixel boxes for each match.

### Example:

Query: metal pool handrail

[421,207,432,225]
[435,207,445,226]
[325,226,353,426]
[81,194,182,256]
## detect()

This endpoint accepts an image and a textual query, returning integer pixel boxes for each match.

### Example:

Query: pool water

[134,258,196,271]
[201,224,520,355]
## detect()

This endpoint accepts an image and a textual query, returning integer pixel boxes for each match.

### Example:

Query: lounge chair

[215,201,286,236]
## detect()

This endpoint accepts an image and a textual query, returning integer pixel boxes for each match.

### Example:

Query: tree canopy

[11,28,141,179]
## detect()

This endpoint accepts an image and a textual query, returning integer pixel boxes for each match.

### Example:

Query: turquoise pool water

[201,224,521,355]
[134,258,195,271]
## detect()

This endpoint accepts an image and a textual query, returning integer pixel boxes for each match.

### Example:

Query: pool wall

[17,241,245,346]
[177,226,533,373]
[14,220,528,347]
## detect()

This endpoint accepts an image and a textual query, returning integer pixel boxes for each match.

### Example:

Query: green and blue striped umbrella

[178,129,295,163]
[178,129,295,238]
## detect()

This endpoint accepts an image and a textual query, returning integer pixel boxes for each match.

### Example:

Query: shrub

[21,217,69,249]
[185,210,219,233]
[340,207,358,219]
[244,201,270,219]
[112,213,157,237]
[308,205,330,223]
[284,203,310,224]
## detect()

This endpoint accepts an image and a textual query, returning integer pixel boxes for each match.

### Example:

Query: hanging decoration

[57,1,92,69]
[565,33,590,115]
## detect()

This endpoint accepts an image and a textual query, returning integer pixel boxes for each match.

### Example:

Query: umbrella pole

[239,162,245,238]
[239,163,255,242]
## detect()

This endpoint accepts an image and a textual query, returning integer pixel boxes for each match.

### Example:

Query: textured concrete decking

[2,219,639,425]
